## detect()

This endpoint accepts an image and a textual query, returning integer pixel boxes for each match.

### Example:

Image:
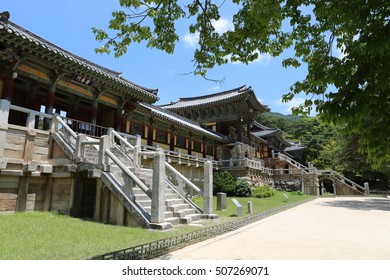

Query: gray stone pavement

[159,197,390,260]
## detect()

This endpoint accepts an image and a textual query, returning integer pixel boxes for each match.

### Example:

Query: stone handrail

[165,161,202,195]
[141,144,219,167]
[104,148,152,197]
[55,115,77,138]
[2,100,53,129]
[111,130,135,150]
[219,158,264,171]
[277,153,310,173]
[318,170,366,194]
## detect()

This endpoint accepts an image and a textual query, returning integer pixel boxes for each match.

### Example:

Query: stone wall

[273,173,319,195]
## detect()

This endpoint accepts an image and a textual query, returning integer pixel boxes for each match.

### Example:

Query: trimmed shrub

[235,179,252,197]
[291,191,304,196]
[252,185,276,198]
[213,171,236,196]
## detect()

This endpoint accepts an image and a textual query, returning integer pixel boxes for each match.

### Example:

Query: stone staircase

[52,120,203,228]
[277,152,367,195]
[130,168,202,225]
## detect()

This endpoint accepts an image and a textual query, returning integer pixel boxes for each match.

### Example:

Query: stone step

[136,200,151,207]
[168,203,192,212]
[134,194,150,201]
[165,193,181,200]
[143,207,175,219]
[180,213,202,224]
[166,198,185,206]
[165,217,181,225]
[174,208,196,218]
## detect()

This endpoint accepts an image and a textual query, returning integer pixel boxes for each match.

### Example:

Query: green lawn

[0,191,311,260]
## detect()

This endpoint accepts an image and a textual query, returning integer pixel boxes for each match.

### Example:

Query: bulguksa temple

[0,12,368,229]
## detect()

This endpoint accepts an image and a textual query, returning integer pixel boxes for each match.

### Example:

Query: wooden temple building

[0,14,368,229]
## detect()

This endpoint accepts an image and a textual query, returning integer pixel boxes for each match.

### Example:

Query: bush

[291,191,304,196]
[252,185,276,198]
[235,179,252,197]
[213,171,236,196]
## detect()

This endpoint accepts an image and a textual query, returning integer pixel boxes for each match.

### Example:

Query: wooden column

[147,123,154,146]
[91,98,98,125]
[169,126,175,151]
[237,117,243,142]
[44,77,59,129]
[247,122,252,145]
[187,132,192,156]
[202,137,207,158]
[115,108,123,132]
[1,72,16,101]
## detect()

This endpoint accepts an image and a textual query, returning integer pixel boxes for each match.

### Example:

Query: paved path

[159,197,390,259]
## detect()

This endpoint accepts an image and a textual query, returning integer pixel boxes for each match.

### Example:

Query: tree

[261,113,390,191]
[93,0,390,167]
[213,170,236,196]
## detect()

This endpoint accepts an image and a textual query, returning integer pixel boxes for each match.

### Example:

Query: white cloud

[211,17,234,34]
[181,17,271,66]
[227,51,272,65]
[182,17,233,48]
[183,32,199,48]
[332,43,346,60]
[252,52,272,65]
[273,97,316,115]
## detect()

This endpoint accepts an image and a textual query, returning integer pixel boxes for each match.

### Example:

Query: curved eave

[285,145,307,152]
[250,133,268,144]
[276,133,292,147]
[0,21,159,103]
[138,103,228,142]
[161,86,269,113]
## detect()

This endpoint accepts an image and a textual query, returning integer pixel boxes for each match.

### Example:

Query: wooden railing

[61,117,108,137]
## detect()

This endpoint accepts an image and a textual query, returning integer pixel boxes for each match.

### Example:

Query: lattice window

[193,141,201,153]
[156,129,168,144]
[176,135,186,148]
[131,122,144,137]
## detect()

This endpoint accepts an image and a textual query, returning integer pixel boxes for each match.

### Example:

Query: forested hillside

[258,113,390,193]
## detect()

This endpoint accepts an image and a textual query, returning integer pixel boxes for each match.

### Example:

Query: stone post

[49,113,60,134]
[0,99,10,159]
[151,148,166,224]
[75,134,87,162]
[364,182,370,195]
[0,99,10,130]
[26,111,37,129]
[203,161,218,219]
[247,201,253,214]
[106,127,114,142]
[133,134,141,167]
[217,192,227,211]
[203,160,213,215]
[98,135,111,170]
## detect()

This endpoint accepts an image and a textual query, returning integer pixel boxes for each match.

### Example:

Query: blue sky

[2,0,314,114]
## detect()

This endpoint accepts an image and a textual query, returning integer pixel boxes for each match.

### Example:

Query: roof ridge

[2,21,159,97]
[6,21,122,77]
[173,85,248,103]
[140,102,202,126]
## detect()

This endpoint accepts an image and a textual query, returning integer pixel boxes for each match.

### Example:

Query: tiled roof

[252,129,280,138]
[160,85,269,112]
[0,20,159,102]
[285,144,307,152]
[251,121,291,146]
[138,103,228,142]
